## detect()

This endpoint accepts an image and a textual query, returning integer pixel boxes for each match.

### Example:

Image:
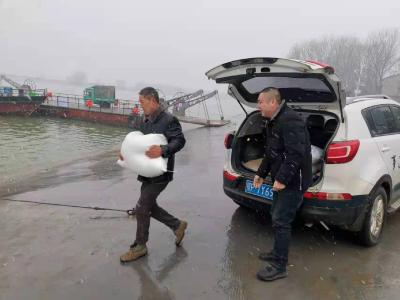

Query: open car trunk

[206,57,346,185]
[232,110,339,185]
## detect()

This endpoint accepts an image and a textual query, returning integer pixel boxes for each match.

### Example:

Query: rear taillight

[223,170,238,181]
[304,192,352,201]
[326,140,360,164]
[224,133,234,149]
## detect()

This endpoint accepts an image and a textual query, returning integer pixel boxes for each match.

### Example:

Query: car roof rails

[346,94,393,105]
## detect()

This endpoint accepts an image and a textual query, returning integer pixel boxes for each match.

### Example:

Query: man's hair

[139,87,159,103]
[260,87,282,104]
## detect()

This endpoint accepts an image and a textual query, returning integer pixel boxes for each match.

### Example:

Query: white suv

[206,57,400,246]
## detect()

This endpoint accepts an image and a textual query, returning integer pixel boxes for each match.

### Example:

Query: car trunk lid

[206,57,346,121]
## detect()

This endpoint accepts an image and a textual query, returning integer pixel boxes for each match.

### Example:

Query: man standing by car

[120,87,187,263]
[253,87,312,281]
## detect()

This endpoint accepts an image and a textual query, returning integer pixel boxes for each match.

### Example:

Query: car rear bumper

[223,180,369,229]
[300,196,368,229]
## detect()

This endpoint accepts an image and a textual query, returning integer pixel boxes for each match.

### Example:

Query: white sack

[117,131,168,177]
[311,145,323,164]
[311,145,324,174]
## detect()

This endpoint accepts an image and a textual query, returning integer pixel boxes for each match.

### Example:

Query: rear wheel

[358,187,387,247]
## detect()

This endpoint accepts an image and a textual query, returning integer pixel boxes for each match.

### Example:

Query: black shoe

[257,265,287,282]
[258,251,276,262]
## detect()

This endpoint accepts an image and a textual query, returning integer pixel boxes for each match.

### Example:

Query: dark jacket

[137,108,186,183]
[256,103,312,192]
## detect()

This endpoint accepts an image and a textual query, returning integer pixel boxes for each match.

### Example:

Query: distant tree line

[287,28,400,96]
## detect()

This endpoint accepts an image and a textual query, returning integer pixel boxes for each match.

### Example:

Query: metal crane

[0,74,34,91]
[0,74,23,89]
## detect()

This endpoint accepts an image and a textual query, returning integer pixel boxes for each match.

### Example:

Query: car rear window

[242,77,331,93]
[240,76,336,103]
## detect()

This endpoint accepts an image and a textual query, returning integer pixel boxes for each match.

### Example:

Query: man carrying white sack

[119,87,187,263]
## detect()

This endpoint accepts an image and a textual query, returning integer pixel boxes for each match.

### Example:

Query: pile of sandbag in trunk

[242,145,324,177]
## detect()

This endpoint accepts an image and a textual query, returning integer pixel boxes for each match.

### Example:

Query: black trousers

[270,188,303,271]
[134,181,181,245]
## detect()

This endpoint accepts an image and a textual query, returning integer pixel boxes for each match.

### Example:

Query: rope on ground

[0,198,135,216]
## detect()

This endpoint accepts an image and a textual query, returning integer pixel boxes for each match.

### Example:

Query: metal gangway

[163,89,204,108]
[167,90,229,126]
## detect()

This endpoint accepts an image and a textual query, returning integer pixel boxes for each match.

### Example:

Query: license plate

[244,180,274,200]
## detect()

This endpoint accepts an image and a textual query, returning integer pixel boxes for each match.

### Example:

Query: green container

[84,85,115,108]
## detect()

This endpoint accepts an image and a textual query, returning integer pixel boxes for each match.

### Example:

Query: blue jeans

[270,188,303,271]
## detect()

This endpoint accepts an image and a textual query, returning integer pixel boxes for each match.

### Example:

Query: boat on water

[0,75,47,115]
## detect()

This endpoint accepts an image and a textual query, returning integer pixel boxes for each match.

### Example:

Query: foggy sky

[0,0,399,90]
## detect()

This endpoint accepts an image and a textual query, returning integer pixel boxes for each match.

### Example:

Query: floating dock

[1,89,230,128]
[38,91,230,128]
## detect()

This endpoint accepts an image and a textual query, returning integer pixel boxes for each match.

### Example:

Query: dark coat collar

[269,100,287,121]
[146,106,164,123]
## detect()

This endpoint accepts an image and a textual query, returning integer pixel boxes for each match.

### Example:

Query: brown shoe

[120,244,147,263]
[174,220,188,246]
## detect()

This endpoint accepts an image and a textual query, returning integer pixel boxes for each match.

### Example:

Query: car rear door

[363,104,400,203]
[389,105,400,201]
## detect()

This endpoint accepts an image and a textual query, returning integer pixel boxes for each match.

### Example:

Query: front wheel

[358,187,387,247]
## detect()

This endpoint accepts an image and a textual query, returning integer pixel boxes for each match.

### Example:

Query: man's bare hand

[119,152,124,161]
[146,145,162,159]
[253,175,263,189]
[272,180,286,191]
